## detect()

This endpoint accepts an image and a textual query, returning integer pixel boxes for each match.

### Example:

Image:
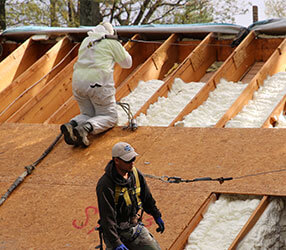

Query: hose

[0,132,63,207]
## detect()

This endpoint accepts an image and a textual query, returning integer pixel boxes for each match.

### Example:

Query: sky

[235,0,267,27]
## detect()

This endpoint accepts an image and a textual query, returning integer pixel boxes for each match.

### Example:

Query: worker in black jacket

[96,142,164,250]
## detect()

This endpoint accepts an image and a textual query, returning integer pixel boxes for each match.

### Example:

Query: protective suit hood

[87,24,110,39]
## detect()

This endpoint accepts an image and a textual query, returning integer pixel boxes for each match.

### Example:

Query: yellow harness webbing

[115,167,142,208]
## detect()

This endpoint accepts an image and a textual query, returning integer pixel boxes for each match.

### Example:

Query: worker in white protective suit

[60,22,132,147]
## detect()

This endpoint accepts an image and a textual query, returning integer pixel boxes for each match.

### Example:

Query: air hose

[116,101,138,131]
[0,133,63,206]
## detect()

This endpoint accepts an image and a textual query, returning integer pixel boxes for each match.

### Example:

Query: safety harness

[87,34,121,48]
[95,167,142,250]
[114,167,142,208]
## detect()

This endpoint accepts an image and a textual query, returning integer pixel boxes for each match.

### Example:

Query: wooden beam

[0,37,77,123]
[228,196,270,249]
[115,33,180,100]
[169,31,257,127]
[255,38,283,62]
[169,32,216,83]
[212,31,256,84]
[0,39,51,93]
[6,56,78,123]
[261,95,286,128]
[44,96,79,124]
[215,37,286,128]
[0,42,19,62]
[133,33,216,118]
[169,193,217,250]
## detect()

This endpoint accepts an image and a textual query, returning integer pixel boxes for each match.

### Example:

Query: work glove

[155,217,165,233]
[115,243,128,250]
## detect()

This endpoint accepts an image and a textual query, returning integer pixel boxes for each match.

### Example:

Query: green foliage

[0,0,6,31]
[172,0,214,24]
[5,0,80,28]
[6,0,48,26]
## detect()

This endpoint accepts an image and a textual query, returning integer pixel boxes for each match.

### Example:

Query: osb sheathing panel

[1,124,286,249]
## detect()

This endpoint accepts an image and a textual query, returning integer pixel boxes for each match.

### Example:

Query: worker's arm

[117,54,132,68]
[107,40,132,69]
[137,170,162,219]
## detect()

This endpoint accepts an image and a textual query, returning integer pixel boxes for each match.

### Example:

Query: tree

[67,0,79,26]
[2,0,250,29]
[265,0,286,18]
[101,0,190,25]
[211,0,250,24]
[6,0,56,27]
[0,0,6,31]
[50,0,59,26]
[4,0,101,28]
[100,0,250,25]
[80,0,102,26]
[172,0,214,24]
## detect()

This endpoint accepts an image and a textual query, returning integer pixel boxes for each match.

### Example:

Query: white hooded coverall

[71,25,132,134]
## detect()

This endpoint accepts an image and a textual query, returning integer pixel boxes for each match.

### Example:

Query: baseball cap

[112,142,138,161]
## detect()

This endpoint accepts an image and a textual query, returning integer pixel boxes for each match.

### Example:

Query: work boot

[60,120,78,145]
[73,122,93,147]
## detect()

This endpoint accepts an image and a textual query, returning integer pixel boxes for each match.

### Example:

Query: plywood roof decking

[1,124,286,249]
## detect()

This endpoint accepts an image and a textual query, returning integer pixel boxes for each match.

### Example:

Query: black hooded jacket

[96,160,161,248]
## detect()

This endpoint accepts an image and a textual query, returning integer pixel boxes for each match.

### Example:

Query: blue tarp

[1,19,285,41]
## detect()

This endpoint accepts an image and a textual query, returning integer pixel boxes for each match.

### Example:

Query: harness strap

[133,167,142,208]
[115,167,142,208]
[87,35,119,49]
[87,37,104,48]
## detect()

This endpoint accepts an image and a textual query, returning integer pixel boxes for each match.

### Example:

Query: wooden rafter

[215,37,286,128]
[133,32,216,119]
[168,31,257,127]
[115,33,180,100]
[228,195,270,249]
[0,37,76,123]
[169,193,218,250]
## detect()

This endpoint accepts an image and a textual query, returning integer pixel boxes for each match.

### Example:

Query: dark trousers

[104,223,161,250]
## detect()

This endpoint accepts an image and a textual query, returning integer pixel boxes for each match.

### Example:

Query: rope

[142,174,170,183]
[92,34,234,48]
[233,168,286,180]
[128,38,232,47]
[143,167,286,184]
[0,132,63,207]
[0,42,78,119]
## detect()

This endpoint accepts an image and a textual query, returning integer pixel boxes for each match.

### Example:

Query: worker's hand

[115,243,128,250]
[155,217,165,233]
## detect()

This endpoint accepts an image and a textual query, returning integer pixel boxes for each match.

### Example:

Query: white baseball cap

[112,142,138,161]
